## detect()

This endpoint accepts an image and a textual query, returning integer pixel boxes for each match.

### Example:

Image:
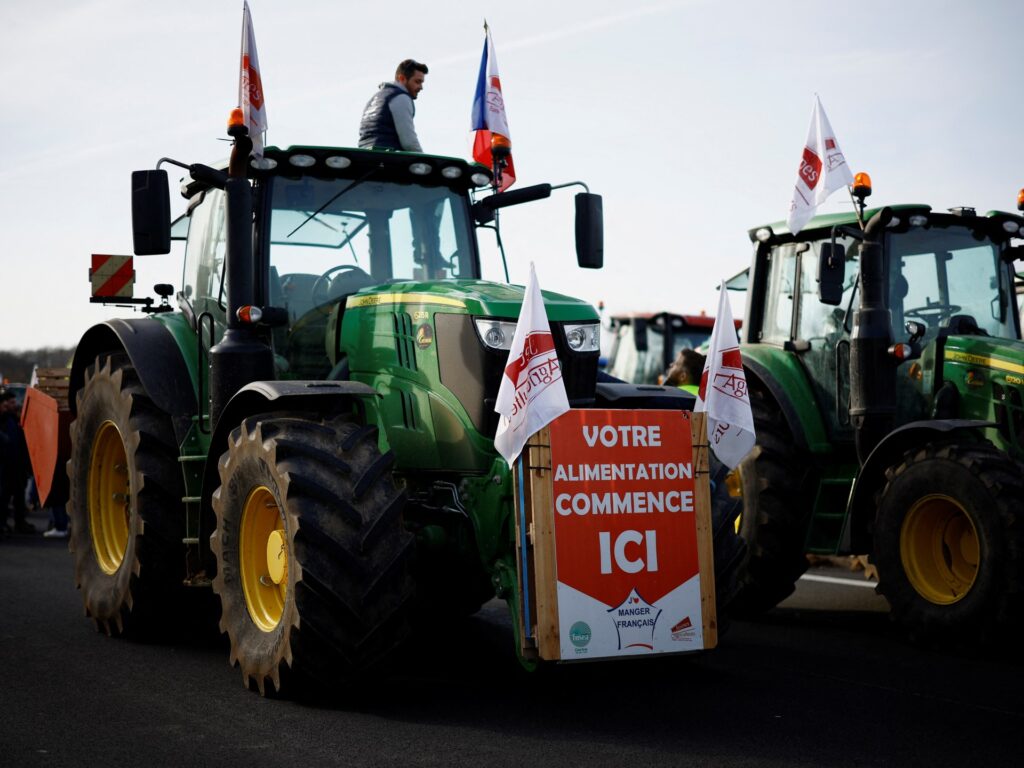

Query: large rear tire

[873,440,1024,645]
[730,386,812,615]
[211,413,415,697]
[67,353,187,637]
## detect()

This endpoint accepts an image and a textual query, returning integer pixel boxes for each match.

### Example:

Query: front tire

[211,413,415,697]
[730,386,812,615]
[873,440,1024,645]
[67,353,187,637]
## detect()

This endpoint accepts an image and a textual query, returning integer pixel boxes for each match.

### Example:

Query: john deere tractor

[732,182,1024,644]
[44,114,743,697]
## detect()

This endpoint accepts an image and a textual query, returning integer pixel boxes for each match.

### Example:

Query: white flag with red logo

[471,23,516,191]
[695,283,755,469]
[494,263,570,464]
[786,96,853,235]
[239,1,268,157]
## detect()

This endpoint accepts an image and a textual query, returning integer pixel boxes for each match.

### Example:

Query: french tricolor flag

[471,23,516,191]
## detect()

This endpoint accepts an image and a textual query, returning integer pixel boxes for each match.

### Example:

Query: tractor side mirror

[1001,245,1024,264]
[575,192,604,269]
[818,242,846,305]
[131,170,171,255]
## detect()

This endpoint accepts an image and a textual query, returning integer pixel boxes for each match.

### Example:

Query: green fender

[844,418,995,553]
[740,344,832,454]
[69,314,199,446]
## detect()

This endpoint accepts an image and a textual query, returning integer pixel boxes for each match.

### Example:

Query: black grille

[436,315,598,436]
[392,312,418,371]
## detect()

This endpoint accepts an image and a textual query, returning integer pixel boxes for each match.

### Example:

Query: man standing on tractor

[358,58,428,152]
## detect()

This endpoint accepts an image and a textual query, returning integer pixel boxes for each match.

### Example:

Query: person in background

[35,475,69,538]
[358,59,428,152]
[664,348,706,396]
[0,390,35,535]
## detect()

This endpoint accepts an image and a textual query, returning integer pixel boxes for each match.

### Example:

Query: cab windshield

[888,225,1018,339]
[266,175,477,320]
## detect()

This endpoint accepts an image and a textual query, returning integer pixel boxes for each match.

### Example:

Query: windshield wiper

[287,168,377,239]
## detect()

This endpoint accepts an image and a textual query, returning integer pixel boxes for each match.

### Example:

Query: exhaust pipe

[849,207,895,464]
[208,127,275,430]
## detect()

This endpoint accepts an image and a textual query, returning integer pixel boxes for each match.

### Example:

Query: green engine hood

[942,335,1024,374]
[344,279,599,322]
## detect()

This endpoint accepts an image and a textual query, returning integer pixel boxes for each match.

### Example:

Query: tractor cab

[165,145,603,385]
[175,147,491,380]
[603,312,736,385]
[744,204,1024,446]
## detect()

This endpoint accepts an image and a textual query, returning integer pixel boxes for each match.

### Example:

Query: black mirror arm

[158,157,229,190]
[550,180,590,194]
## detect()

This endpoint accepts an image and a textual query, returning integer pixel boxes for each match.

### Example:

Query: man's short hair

[396,59,428,80]
[664,348,706,388]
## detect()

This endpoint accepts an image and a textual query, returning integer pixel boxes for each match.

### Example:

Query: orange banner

[547,409,704,657]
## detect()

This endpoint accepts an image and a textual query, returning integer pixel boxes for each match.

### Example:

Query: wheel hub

[88,420,130,575]
[266,529,287,586]
[240,486,287,632]
[900,494,979,605]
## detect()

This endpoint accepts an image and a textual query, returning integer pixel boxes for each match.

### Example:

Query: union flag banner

[695,283,755,468]
[493,263,569,464]
[239,1,268,157]
[786,95,853,235]
[471,22,516,191]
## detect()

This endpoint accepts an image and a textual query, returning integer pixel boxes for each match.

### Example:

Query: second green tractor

[731,192,1024,644]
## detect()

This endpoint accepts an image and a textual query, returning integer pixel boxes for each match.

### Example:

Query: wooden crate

[33,367,71,410]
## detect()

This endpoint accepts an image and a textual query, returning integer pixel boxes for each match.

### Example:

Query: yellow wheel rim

[240,486,287,632]
[88,421,131,575]
[900,494,979,605]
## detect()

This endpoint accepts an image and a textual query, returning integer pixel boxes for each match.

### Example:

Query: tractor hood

[942,335,1024,376]
[344,279,599,322]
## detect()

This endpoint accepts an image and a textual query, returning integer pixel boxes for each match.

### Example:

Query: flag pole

[848,185,865,230]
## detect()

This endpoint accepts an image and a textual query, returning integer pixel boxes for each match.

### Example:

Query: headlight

[474,319,517,350]
[564,323,599,352]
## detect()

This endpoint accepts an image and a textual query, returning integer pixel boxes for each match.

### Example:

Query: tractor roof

[180,145,493,200]
[256,145,492,192]
[747,204,1024,243]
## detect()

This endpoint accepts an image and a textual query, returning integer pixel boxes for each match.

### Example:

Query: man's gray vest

[359,83,409,150]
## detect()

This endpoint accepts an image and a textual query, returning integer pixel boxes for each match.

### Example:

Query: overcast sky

[2,0,1021,351]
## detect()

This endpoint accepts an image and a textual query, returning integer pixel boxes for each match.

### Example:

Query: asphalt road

[2,509,1020,768]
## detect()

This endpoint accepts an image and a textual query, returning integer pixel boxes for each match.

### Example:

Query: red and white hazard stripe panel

[90,254,135,298]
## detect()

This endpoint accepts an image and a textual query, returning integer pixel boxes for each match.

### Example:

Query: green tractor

[48,116,743,696]
[732,187,1024,644]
